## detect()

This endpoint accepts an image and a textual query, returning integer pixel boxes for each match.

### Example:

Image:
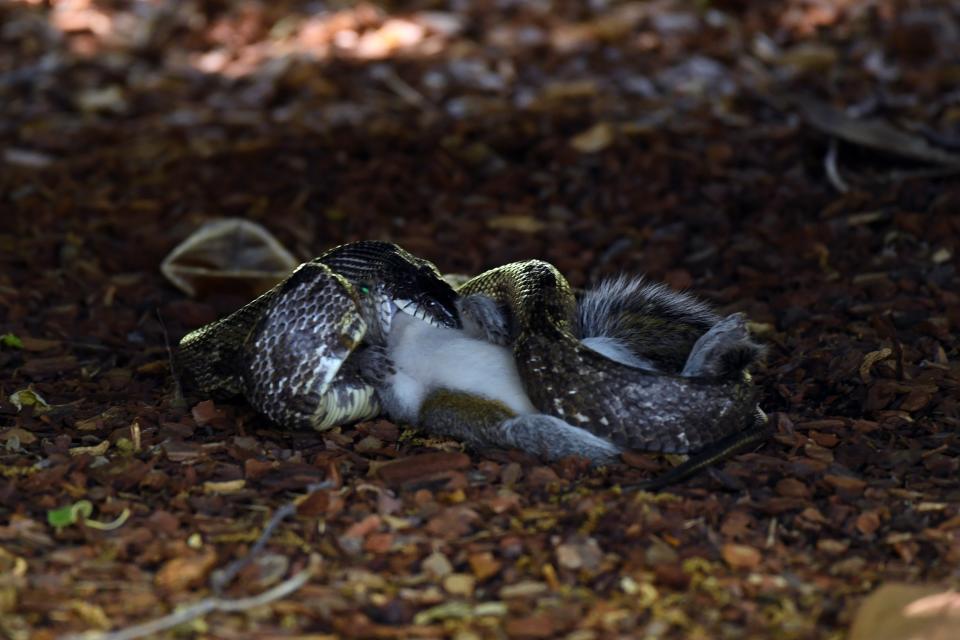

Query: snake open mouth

[367,284,459,345]
[384,298,454,333]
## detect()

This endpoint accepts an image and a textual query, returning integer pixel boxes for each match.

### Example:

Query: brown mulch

[1,1,958,638]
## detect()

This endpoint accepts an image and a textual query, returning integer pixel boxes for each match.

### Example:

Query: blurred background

[4,1,957,282]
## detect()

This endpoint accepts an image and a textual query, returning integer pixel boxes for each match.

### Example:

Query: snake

[456,259,766,455]
[176,241,459,431]
[177,241,766,483]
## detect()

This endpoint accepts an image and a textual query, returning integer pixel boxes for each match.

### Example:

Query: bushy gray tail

[576,276,764,377]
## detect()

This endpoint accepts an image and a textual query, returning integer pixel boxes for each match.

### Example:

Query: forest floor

[1,1,959,638]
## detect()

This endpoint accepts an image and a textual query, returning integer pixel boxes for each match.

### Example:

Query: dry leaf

[203,479,246,494]
[721,543,762,570]
[161,218,298,298]
[570,122,615,153]
[155,549,218,593]
[850,584,960,640]
[860,348,893,383]
[486,215,547,233]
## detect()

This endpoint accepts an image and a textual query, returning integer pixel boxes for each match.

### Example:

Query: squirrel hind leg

[500,414,622,465]
[458,294,511,345]
[416,389,622,465]
[681,313,765,378]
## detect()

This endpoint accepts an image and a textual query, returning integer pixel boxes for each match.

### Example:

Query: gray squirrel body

[374,276,764,464]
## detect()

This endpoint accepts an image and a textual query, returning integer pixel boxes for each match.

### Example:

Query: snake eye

[358,285,370,295]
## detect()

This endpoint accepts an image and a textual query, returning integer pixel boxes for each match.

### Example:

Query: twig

[156,309,186,411]
[796,95,960,167]
[62,479,334,640]
[824,138,849,193]
[619,418,772,493]
[370,64,430,109]
[210,480,333,594]
[60,556,319,640]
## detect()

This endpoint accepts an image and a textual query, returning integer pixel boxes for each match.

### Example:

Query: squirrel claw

[350,345,396,385]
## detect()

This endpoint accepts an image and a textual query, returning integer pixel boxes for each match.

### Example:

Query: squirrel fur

[371,276,764,464]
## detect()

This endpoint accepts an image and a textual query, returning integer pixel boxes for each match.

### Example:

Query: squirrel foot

[500,414,622,464]
[347,345,397,385]
[458,294,511,345]
[681,313,765,378]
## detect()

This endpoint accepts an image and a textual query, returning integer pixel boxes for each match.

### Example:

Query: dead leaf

[443,573,475,597]
[570,122,615,153]
[155,548,218,593]
[860,348,893,383]
[796,97,960,167]
[468,551,502,582]
[191,400,224,426]
[486,215,547,233]
[721,543,762,570]
[850,584,960,640]
[203,479,246,494]
[161,218,298,298]
[376,452,471,485]
[69,440,110,457]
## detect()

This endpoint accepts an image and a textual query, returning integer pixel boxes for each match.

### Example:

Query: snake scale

[457,259,764,453]
[178,242,460,430]
[178,240,766,482]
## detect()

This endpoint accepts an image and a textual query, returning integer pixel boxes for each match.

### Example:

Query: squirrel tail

[575,276,763,377]
[576,275,754,375]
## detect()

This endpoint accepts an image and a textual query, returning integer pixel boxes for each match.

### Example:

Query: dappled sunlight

[191,6,448,77]
[3,0,947,125]
[5,0,906,82]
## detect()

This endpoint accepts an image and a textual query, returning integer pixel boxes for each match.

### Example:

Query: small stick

[210,480,333,594]
[824,138,849,193]
[60,557,318,640]
[156,309,186,411]
[63,479,333,640]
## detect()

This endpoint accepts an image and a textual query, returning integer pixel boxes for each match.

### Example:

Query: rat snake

[178,241,766,483]
[177,241,460,430]
[458,259,764,454]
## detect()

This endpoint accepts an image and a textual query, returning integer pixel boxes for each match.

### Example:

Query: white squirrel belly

[387,314,536,416]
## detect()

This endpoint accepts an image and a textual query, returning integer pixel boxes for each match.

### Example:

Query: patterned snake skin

[177,241,459,431]
[458,260,764,453]
[178,241,763,465]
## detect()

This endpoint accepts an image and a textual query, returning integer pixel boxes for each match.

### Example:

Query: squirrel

[370,276,765,465]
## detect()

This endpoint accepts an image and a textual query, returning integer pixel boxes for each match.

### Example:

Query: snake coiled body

[177,240,764,474]
[177,241,459,431]
[458,260,762,453]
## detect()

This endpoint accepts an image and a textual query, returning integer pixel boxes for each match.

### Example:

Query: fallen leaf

[191,400,224,425]
[486,215,547,233]
[69,440,110,457]
[376,452,471,485]
[443,573,475,597]
[468,551,502,582]
[203,479,246,494]
[155,549,218,593]
[721,543,762,570]
[850,583,960,640]
[570,122,615,153]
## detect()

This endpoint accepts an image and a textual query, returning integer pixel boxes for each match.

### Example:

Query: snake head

[319,241,461,342]
[389,263,460,328]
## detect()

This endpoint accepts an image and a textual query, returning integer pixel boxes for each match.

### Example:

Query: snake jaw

[372,295,455,342]
[393,298,458,329]
[378,297,397,336]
